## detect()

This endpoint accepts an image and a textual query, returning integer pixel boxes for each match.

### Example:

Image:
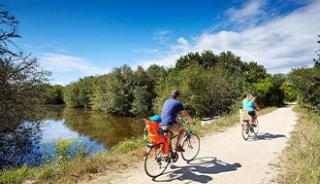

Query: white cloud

[39,53,110,84]
[226,0,267,28]
[138,0,320,73]
[153,29,172,45]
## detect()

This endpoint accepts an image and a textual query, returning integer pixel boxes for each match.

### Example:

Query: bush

[280,82,297,102]
[251,74,285,107]
[63,77,95,108]
[289,66,320,112]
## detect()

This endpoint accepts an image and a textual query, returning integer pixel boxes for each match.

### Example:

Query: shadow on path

[249,132,286,141]
[152,157,241,183]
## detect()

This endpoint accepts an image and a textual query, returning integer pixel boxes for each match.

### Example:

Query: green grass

[277,107,320,184]
[0,107,277,184]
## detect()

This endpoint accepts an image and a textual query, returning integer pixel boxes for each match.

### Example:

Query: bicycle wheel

[241,123,249,141]
[144,143,170,178]
[252,119,259,135]
[181,133,200,162]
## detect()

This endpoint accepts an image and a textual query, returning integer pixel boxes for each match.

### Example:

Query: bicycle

[144,120,200,178]
[239,109,259,141]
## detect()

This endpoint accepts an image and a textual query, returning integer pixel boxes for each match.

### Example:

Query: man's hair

[171,89,181,98]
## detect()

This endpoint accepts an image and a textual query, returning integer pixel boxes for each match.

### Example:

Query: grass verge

[276,107,320,184]
[0,107,277,184]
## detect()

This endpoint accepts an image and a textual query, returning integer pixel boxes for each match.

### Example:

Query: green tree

[280,82,297,102]
[90,75,110,111]
[175,52,203,70]
[155,66,242,117]
[242,62,268,83]
[0,7,48,132]
[289,67,320,111]
[39,84,64,104]
[251,75,285,106]
[105,65,135,115]
[217,51,244,74]
[63,77,94,108]
[130,66,153,116]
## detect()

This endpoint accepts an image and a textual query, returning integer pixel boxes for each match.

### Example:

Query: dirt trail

[86,105,297,184]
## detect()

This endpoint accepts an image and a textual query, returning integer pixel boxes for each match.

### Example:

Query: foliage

[0,6,48,132]
[280,82,297,102]
[242,61,269,83]
[155,66,242,116]
[251,74,285,106]
[56,139,73,162]
[288,66,320,112]
[104,65,135,115]
[39,84,64,104]
[63,77,95,108]
[90,75,109,111]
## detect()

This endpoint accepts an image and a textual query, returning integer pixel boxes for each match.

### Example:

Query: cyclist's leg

[169,122,185,151]
[248,111,255,124]
[251,111,257,125]
[242,119,249,128]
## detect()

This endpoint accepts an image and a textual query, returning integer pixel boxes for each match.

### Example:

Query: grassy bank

[277,107,320,184]
[0,107,276,184]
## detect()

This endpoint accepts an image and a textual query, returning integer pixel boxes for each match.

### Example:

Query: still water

[0,106,145,168]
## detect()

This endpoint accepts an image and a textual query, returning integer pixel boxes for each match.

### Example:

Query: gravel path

[87,105,297,184]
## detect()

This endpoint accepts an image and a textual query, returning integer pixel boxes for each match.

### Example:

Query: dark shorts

[248,111,256,117]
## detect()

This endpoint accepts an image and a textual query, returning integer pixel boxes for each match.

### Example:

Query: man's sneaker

[175,145,185,152]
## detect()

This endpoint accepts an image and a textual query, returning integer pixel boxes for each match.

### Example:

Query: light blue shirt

[242,99,255,112]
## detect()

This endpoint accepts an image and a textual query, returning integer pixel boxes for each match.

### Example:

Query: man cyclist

[242,92,260,125]
[160,89,194,152]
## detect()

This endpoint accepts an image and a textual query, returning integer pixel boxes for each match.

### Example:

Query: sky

[3,0,320,85]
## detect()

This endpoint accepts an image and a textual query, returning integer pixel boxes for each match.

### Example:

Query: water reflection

[62,108,144,147]
[0,122,42,169]
[0,106,145,168]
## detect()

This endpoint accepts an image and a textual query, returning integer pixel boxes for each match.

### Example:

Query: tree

[90,75,110,111]
[154,66,242,117]
[175,52,203,70]
[289,67,320,112]
[105,65,135,115]
[0,7,48,132]
[63,77,94,108]
[217,51,244,74]
[251,75,285,107]
[130,66,153,116]
[39,84,64,104]
[243,62,268,83]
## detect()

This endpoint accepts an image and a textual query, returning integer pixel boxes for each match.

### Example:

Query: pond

[0,106,145,168]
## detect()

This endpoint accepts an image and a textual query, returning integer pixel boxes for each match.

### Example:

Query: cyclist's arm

[181,110,194,124]
[253,97,261,111]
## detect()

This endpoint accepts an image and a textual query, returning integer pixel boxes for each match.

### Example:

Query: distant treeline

[55,51,290,117]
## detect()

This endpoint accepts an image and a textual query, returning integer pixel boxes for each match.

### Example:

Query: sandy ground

[86,105,297,184]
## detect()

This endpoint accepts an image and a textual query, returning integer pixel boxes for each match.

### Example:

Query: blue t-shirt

[242,99,255,112]
[160,98,185,126]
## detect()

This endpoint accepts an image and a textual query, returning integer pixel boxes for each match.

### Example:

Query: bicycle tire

[144,143,170,178]
[181,133,200,162]
[241,123,249,141]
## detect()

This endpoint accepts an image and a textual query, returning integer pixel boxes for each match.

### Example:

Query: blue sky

[4,0,320,84]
